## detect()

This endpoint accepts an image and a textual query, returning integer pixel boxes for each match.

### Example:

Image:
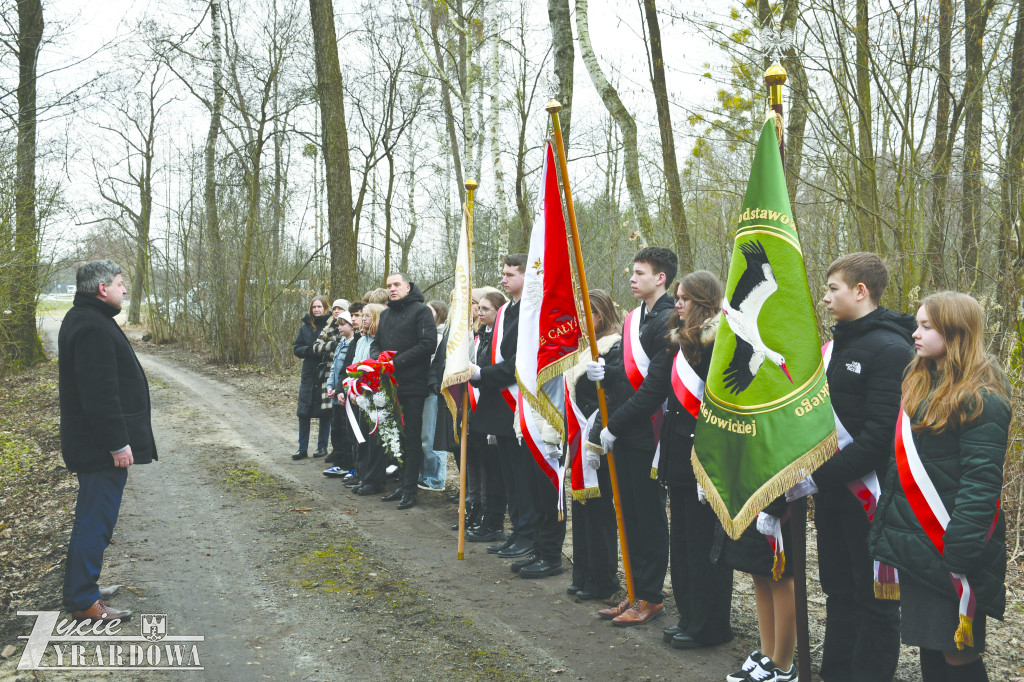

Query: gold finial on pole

[465,178,478,191]
[545,98,562,113]
[764,63,787,108]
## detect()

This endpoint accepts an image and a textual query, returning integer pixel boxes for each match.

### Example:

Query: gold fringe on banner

[874,581,901,600]
[571,486,602,503]
[691,429,839,541]
[650,467,659,480]
[517,376,569,444]
[441,368,474,442]
[954,614,974,650]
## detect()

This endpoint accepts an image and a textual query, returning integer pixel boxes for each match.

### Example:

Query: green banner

[693,116,837,540]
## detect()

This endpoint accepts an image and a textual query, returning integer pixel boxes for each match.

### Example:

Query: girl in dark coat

[291,296,332,459]
[658,272,735,650]
[566,289,622,601]
[870,291,1011,681]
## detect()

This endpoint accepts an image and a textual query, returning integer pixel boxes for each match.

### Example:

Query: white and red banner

[441,202,476,432]
[515,141,584,498]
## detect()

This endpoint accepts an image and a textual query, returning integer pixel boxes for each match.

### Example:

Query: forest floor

[1,314,1023,681]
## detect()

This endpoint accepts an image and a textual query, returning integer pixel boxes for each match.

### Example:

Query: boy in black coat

[59,260,155,623]
[788,252,915,681]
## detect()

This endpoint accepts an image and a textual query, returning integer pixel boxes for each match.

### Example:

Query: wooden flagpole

[458,178,478,561]
[546,99,635,602]
[766,63,810,682]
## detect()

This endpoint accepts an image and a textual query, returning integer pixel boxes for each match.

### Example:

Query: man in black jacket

[59,260,157,623]
[588,246,677,625]
[371,273,437,509]
[788,252,914,681]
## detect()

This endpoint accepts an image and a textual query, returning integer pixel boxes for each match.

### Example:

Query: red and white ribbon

[492,303,519,412]
[650,348,704,479]
[566,376,599,500]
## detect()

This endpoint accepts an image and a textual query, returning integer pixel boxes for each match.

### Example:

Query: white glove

[586,357,606,381]
[486,434,497,445]
[756,512,781,537]
[585,450,602,470]
[696,483,707,504]
[470,364,481,381]
[785,475,818,502]
[599,427,616,453]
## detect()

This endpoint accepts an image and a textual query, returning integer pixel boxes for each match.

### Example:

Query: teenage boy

[587,246,677,625]
[788,252,914,681]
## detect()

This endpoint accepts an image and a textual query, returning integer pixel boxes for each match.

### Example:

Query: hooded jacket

[370,282,437,398]
[813,306,915,498]
[293,311,331,418]
[59,293,157,473]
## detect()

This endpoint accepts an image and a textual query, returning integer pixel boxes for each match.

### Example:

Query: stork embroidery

[721,240,794,393]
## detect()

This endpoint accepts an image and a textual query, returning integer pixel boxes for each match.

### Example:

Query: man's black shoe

[466,526,505,543]
[324,451,341,464]
[356,483,384,495]
[312,448,328,458]
[290,450,308,460]
[381,489,403,502]
[397,493,417,510]
[671,633,712,650]
[510,554,538,573]
[487,536,516,554]
[497,540,533,559]
[519,558,564,579]
[663,625,684,643]
[343,477,362,488]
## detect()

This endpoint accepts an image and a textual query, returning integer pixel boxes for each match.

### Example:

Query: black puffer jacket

[370,282,437,397]
[58,294,158,473]
[813,307,915,500]
[869,382,1011,618]
[471,323,517,436]
[293,312,331,418]
[588,294,675,451]
[659,322,716,487]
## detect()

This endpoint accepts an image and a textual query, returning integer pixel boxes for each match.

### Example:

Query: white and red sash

[650,348,705,479]
[566,376,600,501]
[622,306,668,478]
[518,392,565,515]
[894,405,1000,649]
[468,335,481,412]
[822,340,900,598]
[492,303,519,412]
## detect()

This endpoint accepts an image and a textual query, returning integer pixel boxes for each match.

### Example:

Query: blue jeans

[64,467,128,611]
[298,415,331,452]
[418,393,447,489]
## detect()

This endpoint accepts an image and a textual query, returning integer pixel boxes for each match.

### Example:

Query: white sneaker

[323,466,345,477]
[726,650,762,682]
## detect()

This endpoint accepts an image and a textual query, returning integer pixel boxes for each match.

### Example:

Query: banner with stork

[692,115,838,540]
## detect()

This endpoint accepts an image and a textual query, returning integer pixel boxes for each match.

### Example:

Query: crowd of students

[290,249,1010,682]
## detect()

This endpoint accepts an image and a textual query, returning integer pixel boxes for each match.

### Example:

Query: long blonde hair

[362,303,385,337]
[902,291,1008,432]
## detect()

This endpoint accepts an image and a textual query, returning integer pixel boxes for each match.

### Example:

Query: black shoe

[324,451,341,464]
[671,633,709,650]
[576,587,619,601]
[511,553,538,573]
[343,477,362,488]
[663,625,684,643]
[397,493,417,510]
[487,536,516,554]
[312,448,328,458]
[466,526,505,543]
[381,489,403,502]
[291,449,308,460]
[519,558,564,579]
[497,540,533,559]
[356,484,384,495]
[567,584,583,596]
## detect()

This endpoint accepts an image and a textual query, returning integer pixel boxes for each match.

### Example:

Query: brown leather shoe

[72,599,133,623]
[612,599,664,626]
[598,597,631,620]
[63,585,121,609]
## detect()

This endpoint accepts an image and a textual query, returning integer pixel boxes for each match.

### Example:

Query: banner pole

[766,63,809,681]
[458,178,478,560]
[546,99,634,602]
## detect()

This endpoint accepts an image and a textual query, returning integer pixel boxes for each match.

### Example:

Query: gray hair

[76,260,123,296]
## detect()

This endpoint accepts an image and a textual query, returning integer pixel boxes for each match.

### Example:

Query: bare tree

[547,0,573,148]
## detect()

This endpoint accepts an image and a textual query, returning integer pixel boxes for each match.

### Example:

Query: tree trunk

[854,0,883,253]
[6,0,46,372]
[960,0,993,289]
[643,0,691,271]
[430,3,465,207]
[996,0,1024,355]
[489,24,509,259]
[781,0,807,208]
[548,0,574,150]
[310,0,356,299]
[577,0,653,244]
[923,0,953,289]
[205,0,225,354]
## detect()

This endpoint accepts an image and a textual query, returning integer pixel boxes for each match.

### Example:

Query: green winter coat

[869,381,1011,619]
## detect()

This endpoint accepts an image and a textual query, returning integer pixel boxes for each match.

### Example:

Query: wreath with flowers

[341,350,404,462]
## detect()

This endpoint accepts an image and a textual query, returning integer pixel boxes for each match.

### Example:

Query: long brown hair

[307,296,331,326]
[902,291,1008,432]
[587,289,621,339]
[668,271,724,366]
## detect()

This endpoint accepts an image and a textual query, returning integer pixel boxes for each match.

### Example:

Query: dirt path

[5,327,746,680]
